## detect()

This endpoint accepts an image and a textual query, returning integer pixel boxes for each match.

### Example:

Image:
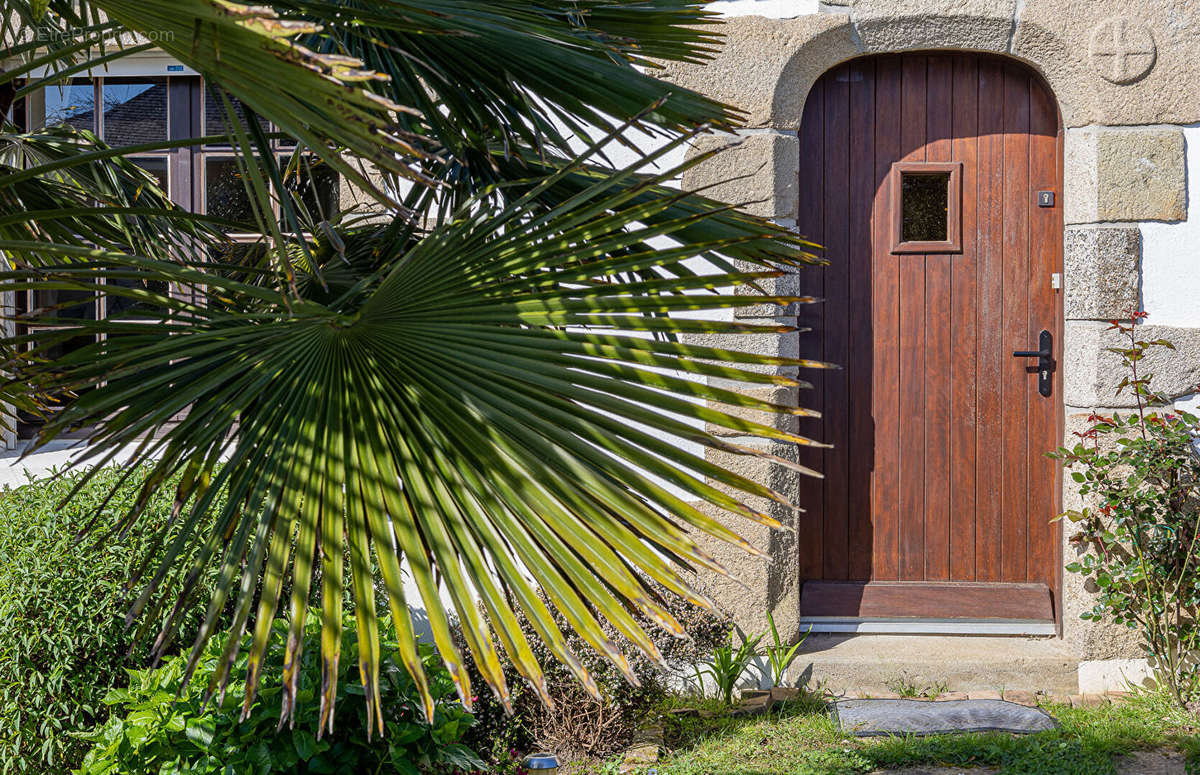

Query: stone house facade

[662,0,1200,693]
[5,1,1197,694]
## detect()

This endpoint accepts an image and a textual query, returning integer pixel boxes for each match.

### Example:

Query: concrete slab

[787,634,1078,695]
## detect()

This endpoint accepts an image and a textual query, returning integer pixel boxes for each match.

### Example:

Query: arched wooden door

[795,54,1063,626]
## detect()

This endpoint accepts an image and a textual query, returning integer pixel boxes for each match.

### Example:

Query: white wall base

[1077,658,1153,694]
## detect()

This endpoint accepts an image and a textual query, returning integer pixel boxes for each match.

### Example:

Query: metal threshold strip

[799,618,1058,636]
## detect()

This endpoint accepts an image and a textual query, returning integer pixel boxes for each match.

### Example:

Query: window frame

[889,161,963,255]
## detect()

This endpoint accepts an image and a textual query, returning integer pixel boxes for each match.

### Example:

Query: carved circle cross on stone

[1089,16,1157,85]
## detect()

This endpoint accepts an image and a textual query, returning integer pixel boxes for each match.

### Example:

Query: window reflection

[42,82,95,132]
[102,80,167,146]
[204,86,267,140]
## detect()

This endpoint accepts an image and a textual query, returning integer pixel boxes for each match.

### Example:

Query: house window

[889,161,962,254]
[13,76,339,437]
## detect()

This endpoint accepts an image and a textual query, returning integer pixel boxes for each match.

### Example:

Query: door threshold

[799,617,1057,636]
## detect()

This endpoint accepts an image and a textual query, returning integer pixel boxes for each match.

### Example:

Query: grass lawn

[616,692,1200,775]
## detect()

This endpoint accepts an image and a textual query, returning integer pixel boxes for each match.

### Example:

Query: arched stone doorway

[792,53,1063,629]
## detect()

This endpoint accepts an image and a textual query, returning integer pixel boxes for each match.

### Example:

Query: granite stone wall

[663,0,1200,666]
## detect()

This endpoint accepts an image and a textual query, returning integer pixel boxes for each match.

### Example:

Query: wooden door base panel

[801,581,1055,622]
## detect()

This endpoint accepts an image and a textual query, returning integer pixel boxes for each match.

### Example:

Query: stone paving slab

[835,699,1058,737]
[867,751,1185,775]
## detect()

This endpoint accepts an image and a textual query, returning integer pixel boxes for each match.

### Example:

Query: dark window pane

[15,332,96,439]
[12,92,27,129]
[31,287,96,321]
[901,172,950,243]
[281,156,340,226]
[105,278,170,319]
[204,85,268,141]
[205,157,257,228]
[101,79,167,146]
[43,82,95,133]
[208,240,270,266]
[130,156,169,192]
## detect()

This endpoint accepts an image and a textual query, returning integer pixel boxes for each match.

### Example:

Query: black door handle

[1012,329,1054,397]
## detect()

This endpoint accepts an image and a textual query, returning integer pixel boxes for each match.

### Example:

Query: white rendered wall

[1140,125,1199,327]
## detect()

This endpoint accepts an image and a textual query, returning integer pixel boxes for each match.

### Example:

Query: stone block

[1116,751,1188,775]
[733,259,823,318]
[1003,689,1039,706]
[1063,322,1200,407]
[681,322,801,377]
[1096,130,1187,223]
[683,131,800,220]
[770,686,804,703]
[1077,658,1154,693]
[656,14,859,130]
[705,385,800,437]
[1014,1,1200,128]
[731,693,773,716]
[684,493,801,638]
[1063,128,1186,224]
[1063,227,1140,320]
[851,0,1018,54]
[337,159,390,221]
[967,690,1003,701]
[1063,129,1100,226]
[618,744,659,774]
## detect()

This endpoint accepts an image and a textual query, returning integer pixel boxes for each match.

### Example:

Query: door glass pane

[130,157,169,192]
[901,172,950,243]
[43,82,95,133]
[281,156,340,226]
[102,79,168,146]
[205,157,257,228]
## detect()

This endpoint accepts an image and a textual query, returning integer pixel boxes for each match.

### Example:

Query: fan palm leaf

[0,0,830,735]
[1,134,828,732]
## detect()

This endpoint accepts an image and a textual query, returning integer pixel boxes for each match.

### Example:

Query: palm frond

[1,146,827,732]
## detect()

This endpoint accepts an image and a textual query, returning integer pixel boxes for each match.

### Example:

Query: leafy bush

[0,466,227,773]
[76,613,483,774]
[457,583,730,771]
[1053,312,1200,707]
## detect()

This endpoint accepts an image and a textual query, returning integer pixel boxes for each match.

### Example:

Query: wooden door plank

[796,77,827,585]
[822,65,852,580]
[923,55,954,581]
[1026,75,1061,590]
[848,58,876,580]
[949,55,980,581]
[801,580,1054,621]
[975,58,1006,582]
[1001,65,1031,583]
[898,55,928,580]
[871,56,903,581]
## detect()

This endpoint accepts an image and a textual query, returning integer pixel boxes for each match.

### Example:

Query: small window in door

[890,161,962,254]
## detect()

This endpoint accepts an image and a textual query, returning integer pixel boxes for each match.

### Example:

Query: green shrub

[75,614,483,775]
[1053,313,1200,707]
[0,466,227,773]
